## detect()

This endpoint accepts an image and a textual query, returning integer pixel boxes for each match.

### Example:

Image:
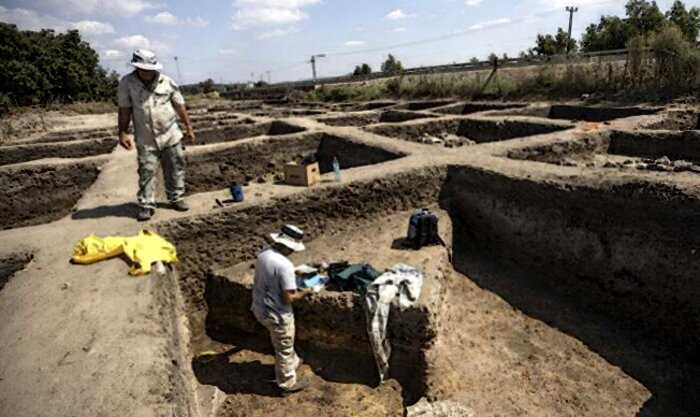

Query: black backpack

[407,209,442,249]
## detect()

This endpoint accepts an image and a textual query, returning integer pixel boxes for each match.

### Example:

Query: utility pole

[173,56,183,84]
[266,71,271,84]
[310,54,326,82]
[566,6,579,54]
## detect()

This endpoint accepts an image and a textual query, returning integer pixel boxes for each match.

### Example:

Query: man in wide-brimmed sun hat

[251,225,311,395]
[117,49,196,221]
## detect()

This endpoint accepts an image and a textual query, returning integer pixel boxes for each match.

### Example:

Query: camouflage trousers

[136,142,186,209]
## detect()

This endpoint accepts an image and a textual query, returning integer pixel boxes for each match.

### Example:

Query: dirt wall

[0,138,117,166]
[441,165,700,354]
[548,105,658,122]
[0,252,33,292]
[194,121,306,146]
[0,162,103,230]
[609,130,700,162]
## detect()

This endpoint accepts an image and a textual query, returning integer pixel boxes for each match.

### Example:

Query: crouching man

[251,225,311,395]
[117,49,196,221]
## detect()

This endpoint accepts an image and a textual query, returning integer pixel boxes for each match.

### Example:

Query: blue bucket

[230,184,244,202]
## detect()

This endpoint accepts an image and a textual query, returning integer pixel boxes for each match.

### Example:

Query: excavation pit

[394,101,456,111]
[640,110,700,131]
[507,130,700,173]
[499,104,660,122]
[318,110,436,127]
[28,127,115,145]
[367,117,572,144]
[0,160,103,230]
[194,121,307,146]
[0,252,33,293]
[205,208,448,405]
[0,138,117,167]
[185,133,406,193]
[433,102,528,115]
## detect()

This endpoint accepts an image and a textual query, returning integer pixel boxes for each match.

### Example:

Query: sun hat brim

[130,61,163,71]
[269,233,305,252]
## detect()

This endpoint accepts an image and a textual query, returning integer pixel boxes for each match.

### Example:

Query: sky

[1,0,698,84]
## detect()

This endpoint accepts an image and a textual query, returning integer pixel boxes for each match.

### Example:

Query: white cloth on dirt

[363,263,423,383]
[406,397,475,417]
[253,309,301,390]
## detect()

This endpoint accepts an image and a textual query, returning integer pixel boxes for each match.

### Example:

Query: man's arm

[118,107,133,150]
[173,103,195,144]
[283,289,310,305]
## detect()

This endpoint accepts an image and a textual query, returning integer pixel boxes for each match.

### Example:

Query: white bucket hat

[269,225,306,252]
[130,49,163,71]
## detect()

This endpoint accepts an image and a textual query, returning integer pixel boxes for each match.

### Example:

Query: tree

[469,57,480,64]
[533,28,577,56]
[667,0,700,42]
[581,16,636,51]
[200,78,215,93]
[353,63,372,76]
[626,0,666,35]
[381,54,404,74]
[0,23,117,106]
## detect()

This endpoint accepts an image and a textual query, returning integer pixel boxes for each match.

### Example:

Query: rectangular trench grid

[0,138,117,167]
[507,129,700,173]
[318,110,438,127]
[193,120,307,146]
[0,160,103,230]
[184,133,406,193]
[366,117,572,144]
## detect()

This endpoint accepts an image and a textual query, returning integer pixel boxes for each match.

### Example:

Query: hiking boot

[137,207,154,222]
[171,200,190,212]
[280,378,310,396]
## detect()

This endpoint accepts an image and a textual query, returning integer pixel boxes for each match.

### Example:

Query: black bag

[407,209,442,249]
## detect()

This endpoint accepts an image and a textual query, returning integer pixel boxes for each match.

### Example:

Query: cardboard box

[284,162,320,187]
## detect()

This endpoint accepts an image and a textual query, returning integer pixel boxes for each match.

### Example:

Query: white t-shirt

[251,248,297,322]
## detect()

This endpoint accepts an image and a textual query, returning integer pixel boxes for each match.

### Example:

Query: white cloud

[465,0,483,6]
[344,40,365,47]
[40,0,162,17]
[468,17,511,30]
[385,9,415,20]
[72,20,114,35]
[0,6,71,32]
[231,0,321,29]
[144,11,209,27]
[257,27,300,39]
[104,49,122,58]
[145,11,178,24]
[219,48,237,55]
[392,27,407,32]
[113,34,171,54]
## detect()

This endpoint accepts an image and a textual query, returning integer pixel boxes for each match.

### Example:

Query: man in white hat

[251,225,311,395]
[117,49,196,221]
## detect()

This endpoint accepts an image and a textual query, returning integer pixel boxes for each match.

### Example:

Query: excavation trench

[318,110,437,127]
[185,133,406,193]
[393,101,456,111]
[496,104,660,122]
[433,101,528,115]
[194,121,306,146]
[0,138,117,166]
[507,129,700,172]
[156,158,700,417]
[0,160,104,230]
[367,117,572,144]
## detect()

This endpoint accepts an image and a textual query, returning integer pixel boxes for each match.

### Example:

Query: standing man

[117,49,196,221]
[252,225,311,395]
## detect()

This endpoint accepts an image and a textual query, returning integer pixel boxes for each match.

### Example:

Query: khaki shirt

[118,72,185,149]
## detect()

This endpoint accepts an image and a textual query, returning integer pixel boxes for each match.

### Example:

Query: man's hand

[184,125,196,144]
[119,132,134,150]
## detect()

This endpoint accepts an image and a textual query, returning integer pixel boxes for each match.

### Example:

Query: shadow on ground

[71,203,137,220]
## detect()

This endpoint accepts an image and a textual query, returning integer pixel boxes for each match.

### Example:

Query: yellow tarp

[72,230,178,276]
